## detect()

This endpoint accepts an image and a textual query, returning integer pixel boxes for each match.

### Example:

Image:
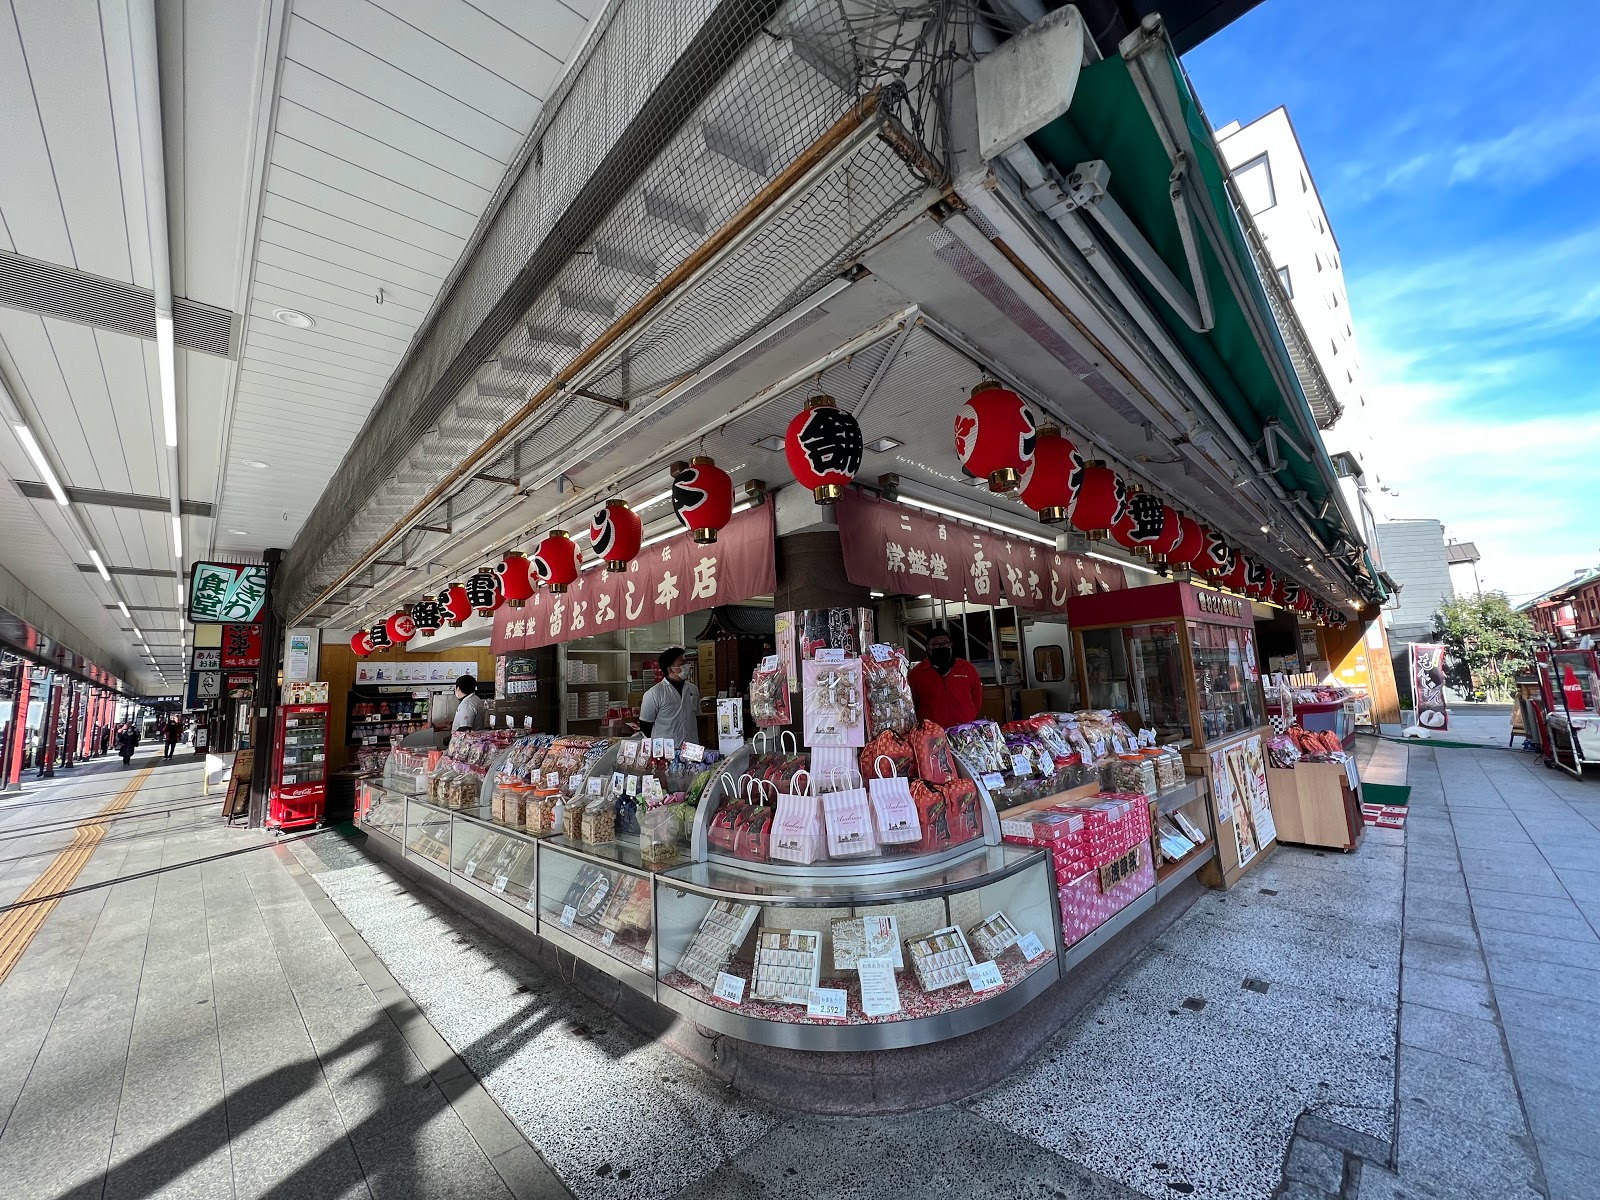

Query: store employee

[909,627,984,728]
[639,647,701,745]
[452,674,487,731]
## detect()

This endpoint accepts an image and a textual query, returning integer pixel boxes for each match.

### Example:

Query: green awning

[1025,29,1378,602]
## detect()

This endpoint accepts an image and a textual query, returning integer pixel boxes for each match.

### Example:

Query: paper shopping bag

[868,757,922,846]
[769,770,826,864]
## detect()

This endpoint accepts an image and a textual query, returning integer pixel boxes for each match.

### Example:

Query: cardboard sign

[967,961,1004,992]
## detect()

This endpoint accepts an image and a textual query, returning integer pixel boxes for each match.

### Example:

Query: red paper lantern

[1220,553,1252,594]
[785,396,863,503]
[497,551,536,608]
[1167,515,1207,569]
[465,568,502,617]
[671,456,734,544]
[385,609,416,645]
[1192,527,1234,578]
[533,530,581,593]
[589,499,642,572]
[953,381,1036,492]
[1244,558,1272,600]
[1271,579,1291,608]
[1070,462,1127,540]
[1110,489,1170,558]
[1018,426,1084,523]
[410,596,444,637]
[442,582,472,627]
[1151,504,1185,563]
[350,629,374,657]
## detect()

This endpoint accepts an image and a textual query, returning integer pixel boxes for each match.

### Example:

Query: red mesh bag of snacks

[910,720,956,784]
[860,730,915,782]
[911,780,952,853]
[937,777,981,844]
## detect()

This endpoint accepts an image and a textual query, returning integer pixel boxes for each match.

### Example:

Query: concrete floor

[0,724,1594,1200]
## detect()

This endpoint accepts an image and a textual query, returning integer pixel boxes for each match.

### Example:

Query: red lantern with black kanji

[1149,504,1184,564]
[1272,579,1292,609]
[589,499,642,573]
[410,597,444,638]
[1110,489,1170,558]
[1018,426,1084,523]
[497,551,536,608]
[953,381,1037,492]
[533,530,580,594]
[1167,514,1207,570]
[385,609,416,646]
[671,456,734,544]
[1245,558,1272,600]
[1295,587,1316,615]
[1191,527,1234,578]
[785,395,863,503]
[367,619,392,651]
[351,629,374,658]
[1069,462,1126,540]
[466,568,502,617]
[442,582,472,627]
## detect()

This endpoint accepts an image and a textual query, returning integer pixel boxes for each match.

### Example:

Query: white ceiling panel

[181,349,231,501]
[256,216,448,299]
[372,0,579,99]
[254,241,436,315]
[265,162,472,260]
[259,192,455,279]
[247,326,408,373]
[0,8,77,270]
[471,0,598,46]
[269,135,482,241]
[249,275,421,342]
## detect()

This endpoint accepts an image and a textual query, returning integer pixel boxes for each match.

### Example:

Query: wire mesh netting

[284,0,970,624]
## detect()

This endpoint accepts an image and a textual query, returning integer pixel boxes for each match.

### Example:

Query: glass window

[1080,623,1190,740]
[1276,266,1292,297]
[1032,645,1066,683]
[1235,155,1276,214]
[1187,622,1263,742]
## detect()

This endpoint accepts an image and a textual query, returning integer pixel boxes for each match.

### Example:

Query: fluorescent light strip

[1087,550,1159,577]
[157,316,177,448]
[172,516,182,558]
[117,601,131,618]
[633,490,673,513]
[13,424,69,505]
[89,550,111,581]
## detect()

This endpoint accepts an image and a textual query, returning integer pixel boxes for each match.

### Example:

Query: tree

[1431,592,1538,702]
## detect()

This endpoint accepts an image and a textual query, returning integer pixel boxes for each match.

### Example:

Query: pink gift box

[1056,849,1156,946]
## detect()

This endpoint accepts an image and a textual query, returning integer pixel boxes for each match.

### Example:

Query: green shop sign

[188,561,269,625]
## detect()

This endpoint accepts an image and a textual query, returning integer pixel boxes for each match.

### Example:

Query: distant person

[909,626,985,728]
[117,723,139,766]
[163,717,181,759]
[452,675,486,731]
[639,647,701,746]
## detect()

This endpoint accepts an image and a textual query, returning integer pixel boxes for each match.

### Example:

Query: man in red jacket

[908,628,984,728]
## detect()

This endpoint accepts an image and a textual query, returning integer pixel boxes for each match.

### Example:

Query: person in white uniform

[452,674,487,731]
[638,647,700,746]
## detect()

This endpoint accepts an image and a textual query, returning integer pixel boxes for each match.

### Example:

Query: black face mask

[930,647,955,673]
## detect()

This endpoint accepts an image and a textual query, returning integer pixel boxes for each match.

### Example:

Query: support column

[61,683,79,768]
[3,663,28,789]
[771,488,872,614]
[37,672,59,778]
[247,548,286,828]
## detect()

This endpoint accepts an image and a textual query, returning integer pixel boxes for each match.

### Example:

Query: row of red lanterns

[956,380,1349,626]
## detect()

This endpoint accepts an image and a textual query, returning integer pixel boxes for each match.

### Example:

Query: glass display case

[536,838,657,985]
[1080,621,1191,741]
[1187,620,1262,741]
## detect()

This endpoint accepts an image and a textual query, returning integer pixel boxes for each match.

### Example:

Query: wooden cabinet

[1266,762,1362,851]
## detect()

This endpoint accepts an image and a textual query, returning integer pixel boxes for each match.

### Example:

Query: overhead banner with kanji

[492,504,776,654]
[836,491,1125,612]
[188,561,269,624]
[220,624,262,668]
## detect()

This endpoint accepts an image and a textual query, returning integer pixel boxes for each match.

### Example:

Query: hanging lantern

[1279,581,1305,612]
[1018,426,1084,523]
[465,568,502,617]
[1221,553,1252,594]
[350,629,374,658]
[442,582,473,627]
[1272,579,1292,609]
[953,381,1037,492]
[1069,462,1127,540]
[367,619,392,651]
[1167,515,1208,570]
[384,609,416,646]
[785,395,863,503]
[1245,558,1272,600]
[589,499,642,572]
[1150,504,1185,564]
[497,551,536,608]
[671,456,734,544]
[533,530,581,593]
[1110,488,1170,558]
[1192,527,1234,578]
[410,596,444,638]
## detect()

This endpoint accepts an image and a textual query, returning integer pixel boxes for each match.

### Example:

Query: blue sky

[1184,0,1600,601]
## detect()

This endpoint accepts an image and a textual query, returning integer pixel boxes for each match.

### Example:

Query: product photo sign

[493,505,776,654]
[836,492,1125,613]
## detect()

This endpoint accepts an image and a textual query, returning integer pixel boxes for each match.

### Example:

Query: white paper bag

[821,769,878,858]
[868,756,922,846]
[769,769,826,864]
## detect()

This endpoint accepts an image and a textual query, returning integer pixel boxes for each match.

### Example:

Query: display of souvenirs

[909,720,956,783]
[830,914,903,970]
[862,644,915,738]
[968,911,1021,960]
[797,607,870,659]
[749,654,792,727]
[559,863,614,926]
[750,928,823,1004]
[677,900,760,988]
[1102,753,1157,798]
[905,926,976,991]
[802,656,865,747]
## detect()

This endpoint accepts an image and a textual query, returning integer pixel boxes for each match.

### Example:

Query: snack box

[1000,809,1085,848]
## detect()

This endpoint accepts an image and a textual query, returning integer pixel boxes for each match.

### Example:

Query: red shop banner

[836,491,1125,612]
[492,504,777,654]
[220,623,263,669]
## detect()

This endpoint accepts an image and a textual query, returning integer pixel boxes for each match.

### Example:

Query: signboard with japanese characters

[187,561,269,625]
[492,504,776,654]
[835,491,1125,613]
[191,648,221,672]
[220,624,262,669]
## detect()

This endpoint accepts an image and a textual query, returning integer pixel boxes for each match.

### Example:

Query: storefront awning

[1021,23,1374,599]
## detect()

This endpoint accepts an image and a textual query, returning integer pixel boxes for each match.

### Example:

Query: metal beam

[15,480,214,517]
[75,564,177,578]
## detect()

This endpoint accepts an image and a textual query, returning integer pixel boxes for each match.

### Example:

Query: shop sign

[191,648,221,672]
[220,624,262,669]
[194,672,221,700]
[1409,643,1450,731]
[187,561,269,624]
[835,492,1124,613]
[492,505,776,653]
[1195,589,1244,618]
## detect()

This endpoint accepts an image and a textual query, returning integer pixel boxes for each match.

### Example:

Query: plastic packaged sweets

[676,900,759,988]
[749,654,793,727]
[578,796,616,845]
[559,864,614,925]
[909,721,956,783]
[802,658,866,747]
[831,914,903,970]
[905,926,976,991]
[946,721,1008,777]
[969,911,1021,960]
[862,644,915,738]
[750,928,823,1004]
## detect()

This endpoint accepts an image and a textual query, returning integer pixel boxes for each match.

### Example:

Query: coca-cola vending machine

[270,682,330,830]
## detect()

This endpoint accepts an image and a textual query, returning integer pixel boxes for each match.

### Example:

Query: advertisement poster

[221,624,263,669]
[285,632,313,683]
[1409,643,1450,731]
[192,648,221,672]
[774,611,797,695]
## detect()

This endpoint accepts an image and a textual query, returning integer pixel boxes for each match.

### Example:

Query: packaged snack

[749,655,792,727]
[936,777,981,845]
[863,644,916,738]
[946,721,1008,777]
[911,780,951,854]
[910,720,956,784]
[859,730,915,782]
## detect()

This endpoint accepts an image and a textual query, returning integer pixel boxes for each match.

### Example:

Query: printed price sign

[681,742,706,763]
[601,929,616,947]
[967,961,1004,992]
[981,772,1005,790]
[1010,752,1033,778]
[805,987,848,1020]
[1017,931,1047,962]
[559,905,577,927]
[491,873,509,894]
[587,777,604,796]
[713,972,746,1005]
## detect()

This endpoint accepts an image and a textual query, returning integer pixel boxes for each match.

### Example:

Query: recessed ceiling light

[245,461,270,469]
[230,529,249,536]
[273,308,315,329]
[867,436,903,453]
[752,435,785,453]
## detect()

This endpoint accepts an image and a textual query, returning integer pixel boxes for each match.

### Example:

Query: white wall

[1375,520,1456,639]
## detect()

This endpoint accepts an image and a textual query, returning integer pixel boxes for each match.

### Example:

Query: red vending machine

[269,694,329,830]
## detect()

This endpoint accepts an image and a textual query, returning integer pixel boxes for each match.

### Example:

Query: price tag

[1017,931,1047,962]
[546,771,561,789]
[967,961,1004,992]
[601,929,616,947]
[586,776,604,796]
[559,905,577,927]
[1010,752,1033,778]
[681,742,705,763]
[981,772,1005,790]
[805,987,848,1020]
[523,716,534,729]
[869,643,894,662]
[1112,735,1129,755]
[463,857,480,877]
[640,955,654,973]
[815,648,848,664]
[713,972,746,1004]
[491,873,509,894]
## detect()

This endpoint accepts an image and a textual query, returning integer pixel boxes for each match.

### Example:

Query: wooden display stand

[1184,728,1278,890]
[1266,761,1362,851]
